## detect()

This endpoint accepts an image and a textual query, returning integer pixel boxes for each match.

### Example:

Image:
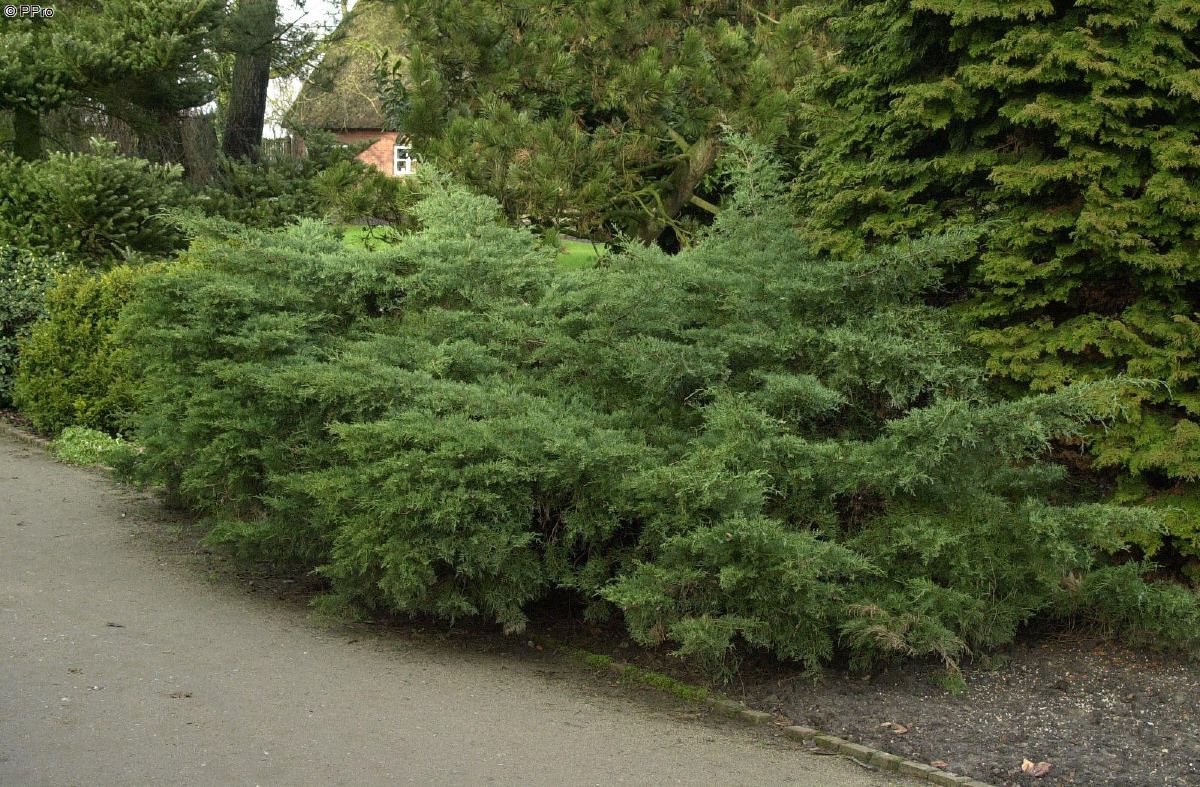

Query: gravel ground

[534,613,1200,786]
[740,636,1200,786]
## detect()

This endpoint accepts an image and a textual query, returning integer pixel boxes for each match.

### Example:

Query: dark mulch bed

[526,602,1200,787]
[739,635,1200,786]
[0,409,35,431]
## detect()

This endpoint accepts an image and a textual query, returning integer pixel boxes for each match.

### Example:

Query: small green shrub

[197,156,322,228]
[0,140,188,265]
[13,264,153,435]
[53,426,137,468]
[1066,563,1200,653]
[0,245,68,406]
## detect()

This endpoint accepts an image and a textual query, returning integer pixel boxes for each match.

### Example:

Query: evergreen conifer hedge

[794,1,1200,561]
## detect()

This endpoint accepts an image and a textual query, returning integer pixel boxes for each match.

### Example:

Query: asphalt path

[0,430,908,786]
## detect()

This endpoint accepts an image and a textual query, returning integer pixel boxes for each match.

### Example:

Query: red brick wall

[333,130,403,176]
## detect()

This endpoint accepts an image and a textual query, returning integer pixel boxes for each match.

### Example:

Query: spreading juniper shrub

[119,152,1199,677]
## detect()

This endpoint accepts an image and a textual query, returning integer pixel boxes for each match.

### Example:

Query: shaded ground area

[743,638,1200,786]
[0,430,903,787]
[544,612,1200,786]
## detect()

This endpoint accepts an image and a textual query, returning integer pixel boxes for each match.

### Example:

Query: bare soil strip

[745,636,1200,786]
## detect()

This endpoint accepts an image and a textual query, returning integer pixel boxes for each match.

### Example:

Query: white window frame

[393,143,414,176]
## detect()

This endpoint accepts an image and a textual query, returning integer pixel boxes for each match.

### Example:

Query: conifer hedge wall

[795,0,1200,558]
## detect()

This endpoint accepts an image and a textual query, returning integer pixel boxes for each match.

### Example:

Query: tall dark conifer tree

[0,0,221,160]
[221,0,279,161]
[795,1,1200,548]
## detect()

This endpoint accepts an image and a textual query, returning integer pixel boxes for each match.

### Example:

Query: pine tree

[795,1,1200,539]
[379,0,815,246]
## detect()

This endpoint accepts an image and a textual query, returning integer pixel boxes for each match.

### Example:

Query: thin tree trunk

[222,0,277,162]
[13,107,42,161]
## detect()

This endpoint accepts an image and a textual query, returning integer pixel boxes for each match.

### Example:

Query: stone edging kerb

[0,417,51,450]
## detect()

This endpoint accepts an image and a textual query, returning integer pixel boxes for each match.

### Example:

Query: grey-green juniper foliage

[118,150,1199,675]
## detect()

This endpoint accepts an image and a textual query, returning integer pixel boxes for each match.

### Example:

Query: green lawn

[557,239,606,270]
[340,225,605,269]
[340,225,401,250]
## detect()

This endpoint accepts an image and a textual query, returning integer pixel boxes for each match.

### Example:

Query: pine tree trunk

[661,136,718,224]
[639,135,718,244]
[182,113,221,186]
[13,107,42,161]
[222,0,277,162]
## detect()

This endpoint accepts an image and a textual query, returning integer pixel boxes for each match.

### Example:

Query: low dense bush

[312,160,425,231]
[197,156,323,228]
[119,153,1200,675]
[0,140,188,264]
[13,264,153,435]
[0,245,67,405]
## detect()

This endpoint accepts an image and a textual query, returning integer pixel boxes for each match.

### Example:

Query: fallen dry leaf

[1021,758,1053,778]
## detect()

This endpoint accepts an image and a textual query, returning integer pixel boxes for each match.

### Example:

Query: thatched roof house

[289,1,413,176]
